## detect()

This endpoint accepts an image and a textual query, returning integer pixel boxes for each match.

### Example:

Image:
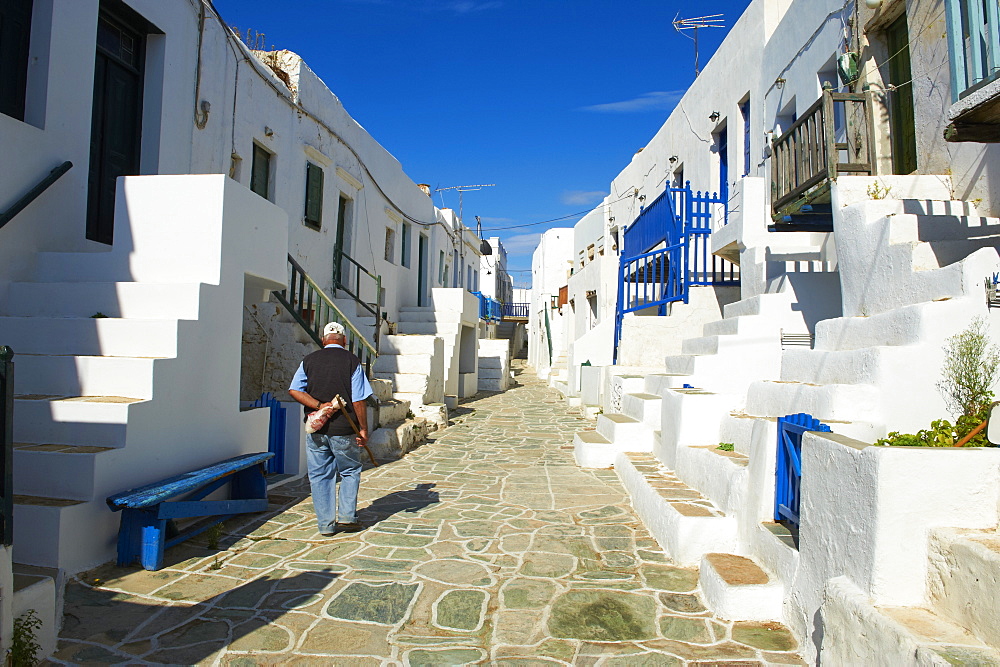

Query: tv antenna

[434,184,495,226]
[673,13,725,77]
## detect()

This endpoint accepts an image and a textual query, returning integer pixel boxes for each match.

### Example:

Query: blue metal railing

[614,181,738,361]
[472,292,502,322]
[775,413,831,527]
[503,302,530,319]
[248,392,286,474]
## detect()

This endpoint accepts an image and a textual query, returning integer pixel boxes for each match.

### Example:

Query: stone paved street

[53,362,803,665]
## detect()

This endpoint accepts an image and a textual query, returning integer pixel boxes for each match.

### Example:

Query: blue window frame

[945,0,1000,100]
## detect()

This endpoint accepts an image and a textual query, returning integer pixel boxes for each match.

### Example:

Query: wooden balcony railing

[771,89,877,216]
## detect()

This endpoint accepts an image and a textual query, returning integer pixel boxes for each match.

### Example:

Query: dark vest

[302,346,361,436]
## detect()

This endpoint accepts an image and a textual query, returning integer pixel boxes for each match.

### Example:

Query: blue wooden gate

[775,413,831,527]
[249,392,287,474]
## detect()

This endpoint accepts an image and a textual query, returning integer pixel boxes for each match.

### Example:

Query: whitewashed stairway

[0,175,287,574]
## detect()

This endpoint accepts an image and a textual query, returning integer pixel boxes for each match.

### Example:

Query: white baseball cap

[323,322,346,337]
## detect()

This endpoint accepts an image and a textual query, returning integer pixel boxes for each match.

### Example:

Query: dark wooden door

[87,13,143,245]
[0,0,33,121]
[417,234,427,307]
[886,15,917,175]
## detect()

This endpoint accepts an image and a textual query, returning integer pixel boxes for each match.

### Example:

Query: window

[0,0,33,121]
[945,0,1000,100]
[384,227,395,263]
[439,250,445,284]
[740,98,751,176]
[303,162,324,230]
[250,143,272,200]
[400,223,411,268]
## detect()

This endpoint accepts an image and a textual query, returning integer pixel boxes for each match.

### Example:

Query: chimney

[417,184,431,197]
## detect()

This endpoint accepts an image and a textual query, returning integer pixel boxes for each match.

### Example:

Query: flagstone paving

[53,361,804,665]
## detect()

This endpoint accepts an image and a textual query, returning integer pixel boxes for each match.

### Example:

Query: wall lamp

[669,155,678,163]
[865,0,882,8]
[638,194,646,202]
[709,111,721,122]
[775,77,786,89]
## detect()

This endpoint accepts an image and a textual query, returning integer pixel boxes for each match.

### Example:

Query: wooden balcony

[771,88,878,223]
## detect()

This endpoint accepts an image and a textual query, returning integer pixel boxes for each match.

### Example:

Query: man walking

[288,322,373,535]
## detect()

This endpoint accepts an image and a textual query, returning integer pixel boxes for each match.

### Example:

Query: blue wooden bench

[106,452,274,571]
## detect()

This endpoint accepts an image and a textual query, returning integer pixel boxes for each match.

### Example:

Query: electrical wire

[479,191,638,232]
[200,0,457,241]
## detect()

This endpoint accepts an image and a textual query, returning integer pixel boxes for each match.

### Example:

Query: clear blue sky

[212,0,752,286]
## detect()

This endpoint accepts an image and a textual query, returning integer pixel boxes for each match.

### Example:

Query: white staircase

[1,174,287,574]
[574,374,662,468]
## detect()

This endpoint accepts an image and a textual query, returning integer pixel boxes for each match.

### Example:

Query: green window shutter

[250,143,271,199]
[304,162,324,229]
[0,0,34,121]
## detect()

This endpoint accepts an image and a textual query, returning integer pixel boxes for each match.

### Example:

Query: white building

[543,0,1000,662]
[0,0,504,654]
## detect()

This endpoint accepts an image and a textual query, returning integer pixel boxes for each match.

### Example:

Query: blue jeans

[305,433,362,531]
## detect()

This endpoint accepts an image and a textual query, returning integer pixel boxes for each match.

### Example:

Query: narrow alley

[51,361,801,665]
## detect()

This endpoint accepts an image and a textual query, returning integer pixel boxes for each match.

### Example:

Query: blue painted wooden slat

[774,413,831,527]
[106,452,273,510]
[164,514,237,550]
[157,498,269,520]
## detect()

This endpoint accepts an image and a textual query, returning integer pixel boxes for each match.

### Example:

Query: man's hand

[356,428,369,447]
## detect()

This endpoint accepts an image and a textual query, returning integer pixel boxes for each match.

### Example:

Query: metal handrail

[1,346,13,546]
[272,255,377,370]
[334,250,382,327]
[0,161,73,231]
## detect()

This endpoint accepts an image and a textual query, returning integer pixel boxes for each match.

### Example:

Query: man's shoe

[319,531,336,537]
[335,522,363,533]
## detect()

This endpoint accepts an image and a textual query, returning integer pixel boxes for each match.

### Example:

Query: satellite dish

[481,240,493,255]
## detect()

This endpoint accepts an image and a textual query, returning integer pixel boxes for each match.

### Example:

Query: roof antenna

[672,13,725,77]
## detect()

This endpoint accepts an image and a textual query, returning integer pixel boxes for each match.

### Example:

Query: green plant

[90,312,108,318]
[11,609,42,666]
[406,410,415,420]
[876,408,991,448]
[938,317,1000,418]
[717,442,735,452]
[866,181,892,200]
[206,523,224,550]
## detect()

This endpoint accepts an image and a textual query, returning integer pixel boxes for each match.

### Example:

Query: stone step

[780,345,913,386]
[372,353,434,375]
[821,577,1000,665]
[12,565,59,661]
[644,373,687,395]
[5,281,203,319]
[744,380,881,424]
[887,213,1000,245]
[596,413,652,444]
[621,392,661,430]
[13,354,157,400]
[0,316,180,358]
[699,552,784,621]
[723,293,795,319]
[380,334,442,356]
[813,298,969,351]
[371,378,394,403]
[909,238,1000,272]
[396,322,459,336]
[13,443,117,500]
[33,250,125,283]
[13,395,141,447]
[681,335,721,355]
[375,372,436,396]
[12,495,114,571]
[927,527,1000,650]
[615,453,736,566]
[573,430,616,468]
[373,398,410,426]
[366,419,429,465]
